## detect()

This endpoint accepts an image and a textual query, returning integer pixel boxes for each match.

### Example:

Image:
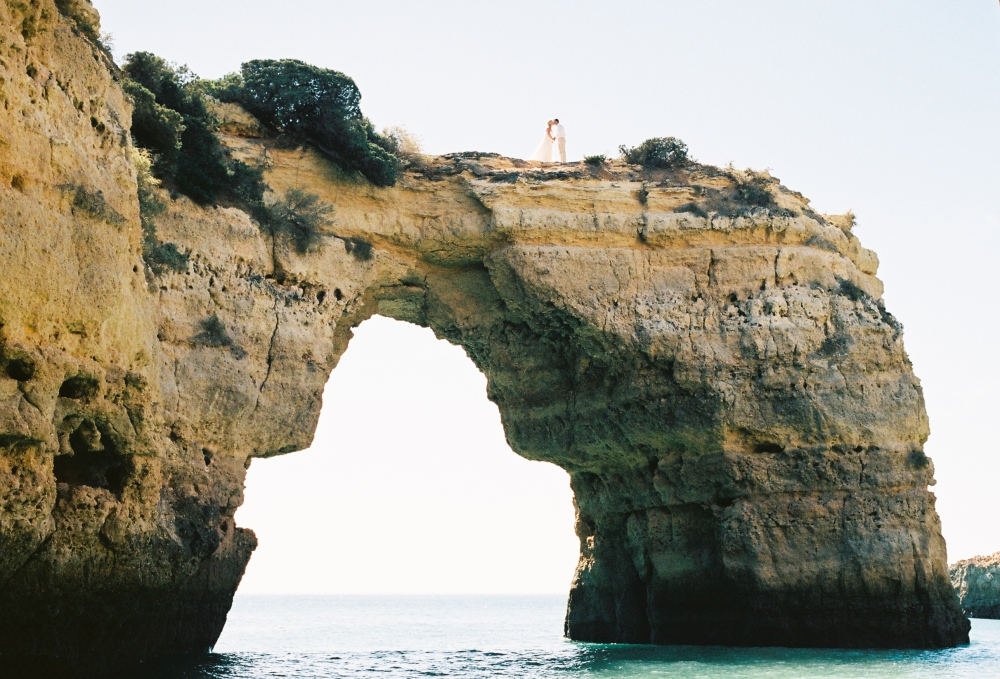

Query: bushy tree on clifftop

[619,136,689,168]
[208,59,400,187]
[122,52,263,205]
[121,78,184,159]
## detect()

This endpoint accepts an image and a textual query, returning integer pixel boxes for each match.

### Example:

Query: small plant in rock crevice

[65,185,126,228]
[264,188,375,261]
[673,202,709,219]
[265,188,333,255]
[729,167,777,209]
[344,237,373,261]
[584,154,606,165]
[192,315,246,359]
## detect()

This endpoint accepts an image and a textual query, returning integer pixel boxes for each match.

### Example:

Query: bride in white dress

[529,120,555,162]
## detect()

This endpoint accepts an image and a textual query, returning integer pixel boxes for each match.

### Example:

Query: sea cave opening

[220,316,580,649]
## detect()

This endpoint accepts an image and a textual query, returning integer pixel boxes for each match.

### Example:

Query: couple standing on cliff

[530,119,566,163]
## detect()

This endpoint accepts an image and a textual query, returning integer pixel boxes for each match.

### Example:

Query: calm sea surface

[132,595,1000,678]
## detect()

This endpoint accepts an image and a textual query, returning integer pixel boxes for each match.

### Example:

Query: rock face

[951,554,1000,619]
[0,2,970,673]
[0,2,256,673]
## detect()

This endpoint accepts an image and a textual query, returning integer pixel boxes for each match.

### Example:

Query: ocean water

[133,595,1000,678]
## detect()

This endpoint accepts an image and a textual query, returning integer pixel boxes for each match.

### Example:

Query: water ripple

[125,596,1000,679]
[132,639,1000,679]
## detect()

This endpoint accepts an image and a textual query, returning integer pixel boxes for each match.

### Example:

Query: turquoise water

[134,595,1000,677]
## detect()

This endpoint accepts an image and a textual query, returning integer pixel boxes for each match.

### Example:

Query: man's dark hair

[554,118,560,123]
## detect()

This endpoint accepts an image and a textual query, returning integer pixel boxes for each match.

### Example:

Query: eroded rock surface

[0,2,970,673]
[952,553,1000,619]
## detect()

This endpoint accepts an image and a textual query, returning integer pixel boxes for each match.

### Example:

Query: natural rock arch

[0,3,969,673]
[237,313,578,596]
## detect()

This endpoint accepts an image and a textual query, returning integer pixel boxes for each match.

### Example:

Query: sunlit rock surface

[952,553,1000,619]
[0,1,969,673]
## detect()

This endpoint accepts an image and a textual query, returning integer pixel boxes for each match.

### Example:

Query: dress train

[530,132,554,162]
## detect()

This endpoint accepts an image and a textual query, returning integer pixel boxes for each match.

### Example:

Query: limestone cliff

[0,2,970,673]
[951,553,1000,619]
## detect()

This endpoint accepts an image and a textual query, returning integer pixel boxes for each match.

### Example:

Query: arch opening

[232,316,580,598]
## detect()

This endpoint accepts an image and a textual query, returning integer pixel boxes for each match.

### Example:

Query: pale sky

[95,1,1000,591]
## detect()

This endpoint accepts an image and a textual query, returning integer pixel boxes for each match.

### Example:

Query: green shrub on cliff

[123,52,200,115]
[728,167,777,209]
[207,59,400,187]
[122,52,260,206]
[670,167,791,220]
[133,148,189,276]
[228,160,267,206]
[122,79,185,160]
[172,118,237,204]
[619,137,689,168]
[265,188,374,260]
[266,188,333,254]
[129,54,399,195]
[344,237,373,261]
[195,72,245,103]
[144,239,189,276]
[54,0,100,42]
[69,185,126,228]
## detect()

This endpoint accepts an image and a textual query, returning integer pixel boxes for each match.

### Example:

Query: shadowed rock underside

[0,1,969,673]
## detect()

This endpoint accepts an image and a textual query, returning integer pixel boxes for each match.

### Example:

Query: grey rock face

[952,553,1000,619]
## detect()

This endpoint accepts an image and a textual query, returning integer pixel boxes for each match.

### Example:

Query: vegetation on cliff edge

[133,148,188,276]
[202,59,401,187]
[123,52,265,207]
[619,137,689,169]
[672,167,796,219]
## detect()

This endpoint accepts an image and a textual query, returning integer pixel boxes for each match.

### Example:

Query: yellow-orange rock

[0,2,969,673]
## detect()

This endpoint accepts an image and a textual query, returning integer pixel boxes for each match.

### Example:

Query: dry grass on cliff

[383,126,423,158]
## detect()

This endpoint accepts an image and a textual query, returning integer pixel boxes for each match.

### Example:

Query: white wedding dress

[530,130,554,162]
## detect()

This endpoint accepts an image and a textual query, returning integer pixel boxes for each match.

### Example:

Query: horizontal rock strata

[0,2,970,673]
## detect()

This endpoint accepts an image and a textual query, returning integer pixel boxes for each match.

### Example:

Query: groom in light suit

[553,119,566,162]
